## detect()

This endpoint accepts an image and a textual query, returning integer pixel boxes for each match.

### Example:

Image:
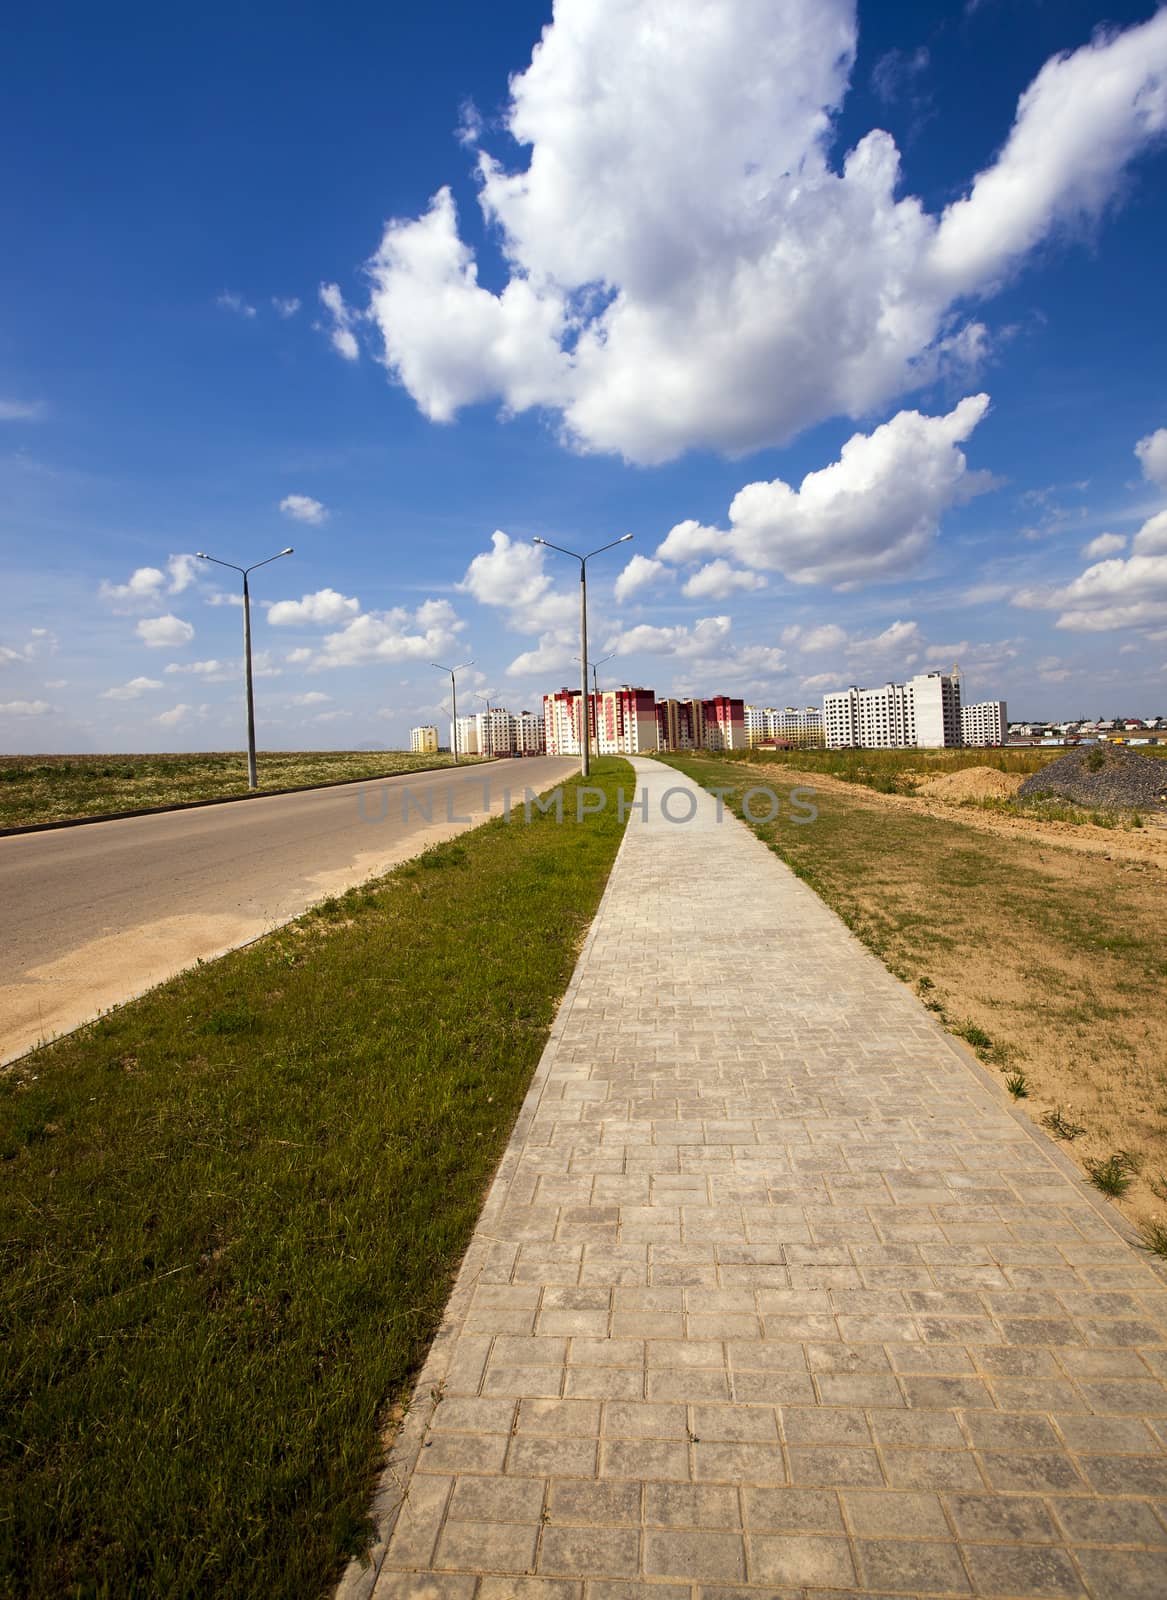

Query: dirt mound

[1017,744,1167,811]
[917,767,1023,802]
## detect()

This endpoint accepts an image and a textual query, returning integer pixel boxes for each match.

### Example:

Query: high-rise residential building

[452,715,480,756]
[961,700,1008,747]
[514,710,546,755]
[823,672,962,749]
[410,725,439,754]
[656,697,698,751]
[596,686,659,753]
[475,707,517,757]
[744,705,825,748]
[702,696,746,750]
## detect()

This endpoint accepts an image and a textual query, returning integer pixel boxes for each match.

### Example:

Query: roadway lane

[0,756,577,1062]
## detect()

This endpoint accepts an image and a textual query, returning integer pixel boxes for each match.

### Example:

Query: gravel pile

[1017,745,1167,811]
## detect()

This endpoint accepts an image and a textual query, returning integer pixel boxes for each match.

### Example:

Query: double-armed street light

[431,660,474,763]
[194,546,294,790]
[574,652,615,758]
[532,535,633,778]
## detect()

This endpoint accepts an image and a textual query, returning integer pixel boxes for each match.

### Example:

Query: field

[0,750,482,830]
[659,753,1167,1244]
[0,760,630,1598]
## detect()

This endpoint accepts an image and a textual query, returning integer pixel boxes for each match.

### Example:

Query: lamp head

[619,533,634,543]
[532,537,547,546]
[195,552,208,560]
[280,547,294,556]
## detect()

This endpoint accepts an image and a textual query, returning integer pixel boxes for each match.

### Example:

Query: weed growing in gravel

[1042,1108,1087,1141]
[1141,1221,1167,1258]
[1086,1153,1139,1197]
[1004,1072,1029,1099]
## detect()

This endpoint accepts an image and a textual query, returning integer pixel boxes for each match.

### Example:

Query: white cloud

[1134,511,1167,556]
[0,699,51,716]
[319,282,360,361]
[137,614,195,649]
[100,554,197,607]
[506,632,578,677]
[1135,429,1167,489]
[783,623,848,653]
[207,591,244,607]
[801,672,843,692]
[1082,532,1126,560]
[613,555,666,604]
[251,650,283,678]
[0,398,46,422]
[290,691,331,705]
[1037,656,1072,683]
[681,560,766,600]
[272,296,302,318]
[657,397,991,588]
[157,704,191,726]
[279,493,328,524]
[354,3,1167,463]
[216,291,256,318]
[603,615,732,659]
[101,676,164,701]
[164,659,232,681]
[1013,507,1167,632]
[459,531,576,631]
[267,588,360,626]
[854,619,922,656]
[311,599,462,668]
[286,647,313,664]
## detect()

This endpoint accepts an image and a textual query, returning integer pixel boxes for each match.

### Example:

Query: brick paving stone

[338,759,1167,1600]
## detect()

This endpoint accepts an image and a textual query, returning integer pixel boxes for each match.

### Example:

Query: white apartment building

[961,700,1008,747]
[410,725,439,754]
[514,710,546,755]
[452,715,480,756]
[824,672,963,749]
[474,707,517,757]
[745,705,824,747]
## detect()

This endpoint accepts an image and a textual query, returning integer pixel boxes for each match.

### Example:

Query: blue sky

[2,0,1166,753]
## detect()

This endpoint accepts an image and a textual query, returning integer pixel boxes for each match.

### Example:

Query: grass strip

[656,754,1167,1230]
[0,750,485,829]
[0,758,630,1598]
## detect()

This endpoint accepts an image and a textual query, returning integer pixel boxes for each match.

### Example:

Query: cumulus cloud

[279,493,328,524]
[460,531,576,631]
[603,616,733,659]
[272,296,301,318]
[267,588,360,626]
[290,691,331,705]
[506,633,578,677]
[657,397,991,587]
[311,599,462,668]
[137,614,195,648]
[100,555,198,608]
[101,676,164,700]
[1083,532,1127,560]
[165,659,232,681]
[0,699,51,716]
[1136,427,1167,489]
[783,623,848,652]
[319,282,360,360]
[613,555,666,604]
[681,560,766,600]
[157,704,190,726]
[1015,514,1167,632]
[351,2,1167,463]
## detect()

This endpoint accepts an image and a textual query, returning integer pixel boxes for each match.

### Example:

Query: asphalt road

[0,755,578,1063]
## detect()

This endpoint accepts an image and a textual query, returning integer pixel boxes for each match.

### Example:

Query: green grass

[0,759,630,1598]
[0,750,486,829]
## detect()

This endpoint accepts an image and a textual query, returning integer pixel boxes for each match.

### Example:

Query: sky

[2,0,1166,754]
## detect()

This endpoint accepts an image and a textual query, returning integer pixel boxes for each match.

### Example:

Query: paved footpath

[341,757,1167,1600]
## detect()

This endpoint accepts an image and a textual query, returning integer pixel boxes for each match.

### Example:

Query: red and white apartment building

[544,687,747,755]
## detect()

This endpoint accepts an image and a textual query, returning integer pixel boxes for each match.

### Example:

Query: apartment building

[961,700,1008,747]
[543,688,590,755]
[597,686,658,754]
[824,672,962,749]
[656,697,695,752]
[475,707,517,757]
[513,710,546,755]
[410,725,439,754]
[452,715,480,756]
[745,705,824,748]
[703,695,746,751]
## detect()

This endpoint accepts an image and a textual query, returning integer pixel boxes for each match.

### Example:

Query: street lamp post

[432,660,474,763]
[195,546,294,790]
[574,652,614,758]
[533,535,632,778]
